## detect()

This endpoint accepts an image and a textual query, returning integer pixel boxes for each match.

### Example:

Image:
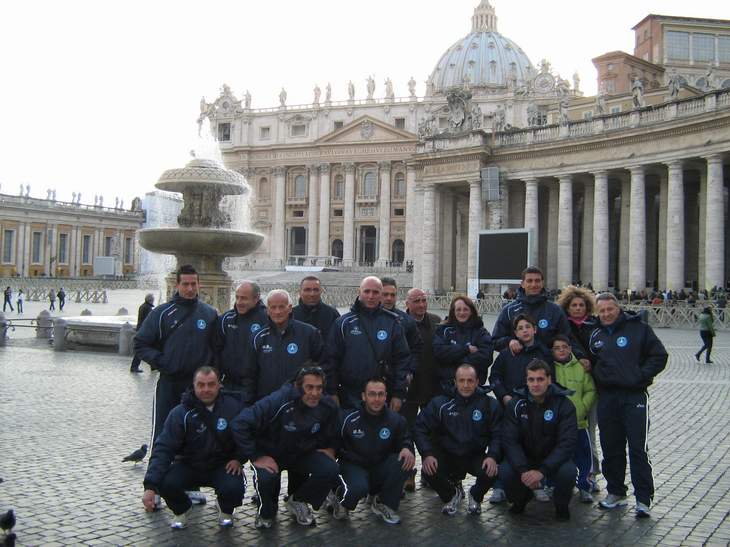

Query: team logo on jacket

[593,340,604,349]
[377,330,388,341]
[251,323,262,333]
[379,427,391,440]
[616,336,628,348]
[284,422,297,432]
[311,422,321,434]
[543,410,554,422]
[216,418,228,431]
[350,326,362,335]
[287,343,299,354]
[262,344,273,353]
[197,319,207,330]
[538,319,549,329]
[472,409,483,421]
[352,428,365,439]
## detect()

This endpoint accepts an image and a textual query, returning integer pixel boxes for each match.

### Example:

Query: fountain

[138,155,263,311]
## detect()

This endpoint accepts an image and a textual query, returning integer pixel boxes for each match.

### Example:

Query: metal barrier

[20,288,108,304]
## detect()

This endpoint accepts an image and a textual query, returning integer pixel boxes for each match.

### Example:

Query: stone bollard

[80,309,92,316]
[0,312,8,347]
[118,322,135,356]
[36,309,53,338]
[53,318,67,351]
[117,307,129,316]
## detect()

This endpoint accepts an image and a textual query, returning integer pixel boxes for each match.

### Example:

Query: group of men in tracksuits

[133,264,668,530]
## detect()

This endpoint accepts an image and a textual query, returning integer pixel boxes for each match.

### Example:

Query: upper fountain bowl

[156,157,248,196]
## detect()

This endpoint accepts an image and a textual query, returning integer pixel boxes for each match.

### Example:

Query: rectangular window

[291,124,306,137]
[217,122,231,141]
[394,117,406,129]
[333,121,344,130]
[293,210,304,218]
[32,232,43,263]
[360,207,375,217]
[333,209,343,217]
[605,80,615,94]
[394,208,405,216]
[259,126,271,139]
[124,237,133,264]
[104,236,113,256]
[719,36,730,62]
[692,33,715,63]
[2,230,14,263]
[438,117,448,129]
[82,235,91,264]
[583,111,593,120]
[610,105,621,114]
[58,233,68,264]
[666,31,690,61]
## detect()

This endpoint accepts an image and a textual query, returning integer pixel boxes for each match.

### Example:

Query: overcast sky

[1,0,727,206]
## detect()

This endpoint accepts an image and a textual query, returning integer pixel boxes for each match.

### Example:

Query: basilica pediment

[317,115,416,144]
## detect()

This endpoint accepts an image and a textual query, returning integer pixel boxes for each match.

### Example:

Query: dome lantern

[472,0,497,32]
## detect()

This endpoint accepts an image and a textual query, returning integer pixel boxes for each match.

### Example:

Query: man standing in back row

[293,275,340,343]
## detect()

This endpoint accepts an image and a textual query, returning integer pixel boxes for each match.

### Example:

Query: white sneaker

[467,490,481,515]
[330,494,349,521]
[488,488,506,504]
[599,493,628,509]
[186,491,207,505]
[254,515,273,529]
[442,488,463,516]
[371,497,400,524]
[579,489,594,503]
[170,509,190,529]
[286,497,315,526]
[534,487,551,502]
[365,494,375,505]
[218,512,234,527]
[635,502,651,518]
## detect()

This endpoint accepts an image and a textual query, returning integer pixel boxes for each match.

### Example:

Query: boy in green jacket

[551,334,597,503]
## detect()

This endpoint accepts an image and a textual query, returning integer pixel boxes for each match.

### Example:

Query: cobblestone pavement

[1,327,730,546]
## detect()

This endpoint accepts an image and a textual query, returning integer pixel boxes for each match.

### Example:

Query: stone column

[69,226,77,277]
[698,168,707,288]
[272,166,286,265]
[467,180,482,284]
[628,165,647,291]
[666,160,685,290]
[377,161,391,266]
[404,165,417,263]
[524,178,539,266]
[21,222,31,276]
[618,177,630,290]
[580,180,594,285]
[592,171,609,291]
[343,163,356,266]
[547,184,559,288]
[557,175,573,288]
[411,184,424,287]
[307,165,319,257]
[705,155,725,290]
[658,171,668,289]
[421,183,437,293]
[318,164,330,257]
[46,224,56,276]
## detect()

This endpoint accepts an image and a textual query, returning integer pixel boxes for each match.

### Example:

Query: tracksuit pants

[337,454,409,510]
[252,451,339,520]
[499,460,576,509]
[158,462,246,515]
[152,375,191,444]
[575,428,594,492]
[597,389,654,505]
[424,448,496,503]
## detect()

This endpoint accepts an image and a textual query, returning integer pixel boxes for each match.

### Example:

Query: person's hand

[422,455,438,475]
[520,470,544,490]
[399,448,416,471]
[142,489,157,512]
[502,395,513,406]
[317,448,336,460]
[225,459,242,475]
[509,339,523,354]
[579,358,592,372]
[468,344,478,354]
[390,397,402,412]
[482,457,498,477]
[253,455,279,474]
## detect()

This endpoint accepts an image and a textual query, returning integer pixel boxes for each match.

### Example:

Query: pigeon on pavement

[0,509,14,533]
[122,444,148,464]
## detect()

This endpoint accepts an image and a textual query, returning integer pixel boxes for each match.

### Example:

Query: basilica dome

[429,1,535,93]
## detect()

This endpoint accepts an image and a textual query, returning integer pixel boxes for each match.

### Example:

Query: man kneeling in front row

[142,366,246,529]
[329,377,416,524]
[499,359,577,521]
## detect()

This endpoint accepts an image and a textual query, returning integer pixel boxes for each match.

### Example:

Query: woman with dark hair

[433,295,493,390]
[556,285,597,369]
[695,307,715,364]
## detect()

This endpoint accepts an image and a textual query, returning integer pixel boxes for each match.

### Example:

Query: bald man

[322,276,411,411]
[214,281,268,393]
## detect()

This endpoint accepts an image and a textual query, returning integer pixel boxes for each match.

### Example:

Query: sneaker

[488,488,506,504]
[635,502,651,519]
[442,488,462,516]
[365,494,375,505]
[286,497,315,526]
[456,481,465,498]
[588,475,601,493]
[599,493,628,509]
[186,491,207,505]
[170,510,189,529]
[331,495,349,521]
[419,474,431,489]
[254,515,273,529]
[371,497,400,524]
[467,490,481,515]
[706,360,714,364]
[695,352,701,362]
[130,368,143,373]
[555,505,570,521]
[534,487,551,502]
[404,474,416,492]
[218,512,234,527]
[579,489,594,503]
[324,490,336,513]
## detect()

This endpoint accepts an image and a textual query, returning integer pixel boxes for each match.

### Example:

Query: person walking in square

[48,288,56,311]
[695,307,715,364]
[16,289,24,314]
[57,288,66,311]
[3,286,13,312]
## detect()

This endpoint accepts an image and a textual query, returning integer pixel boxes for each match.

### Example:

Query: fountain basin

[139,228,263,257]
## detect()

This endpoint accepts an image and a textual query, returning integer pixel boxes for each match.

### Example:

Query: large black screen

[477,231,529,282]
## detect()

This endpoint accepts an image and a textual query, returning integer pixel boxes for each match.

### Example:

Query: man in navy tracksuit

[292,275,340,343]
[134,264,218,444]
[381,277,424,382]
[214,281,268,393]
[414,364,502,516]
[499,360,577,521]
[323,276,411,411]
[141,367,246,529]
[232,367,340,529]
[330,377,416,524]
[241,289,323,405]
[590,293,667,518]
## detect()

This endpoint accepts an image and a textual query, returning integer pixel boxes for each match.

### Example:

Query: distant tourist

[695,307,715,364]
[130,293,155,373]
[3,286,13,312]
[16,289,24,314]
[57,288,66,311]
[48,288,56,311]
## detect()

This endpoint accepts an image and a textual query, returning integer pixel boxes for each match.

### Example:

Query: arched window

[391,239,404,265]
[334,175,344,200]
[721,79,730,89]
[258,178,269,200]
[393,173,406,198]
[331,239,343,259]
[695,77,708,89]
[294,175,307,198]
[363,172,376,196]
